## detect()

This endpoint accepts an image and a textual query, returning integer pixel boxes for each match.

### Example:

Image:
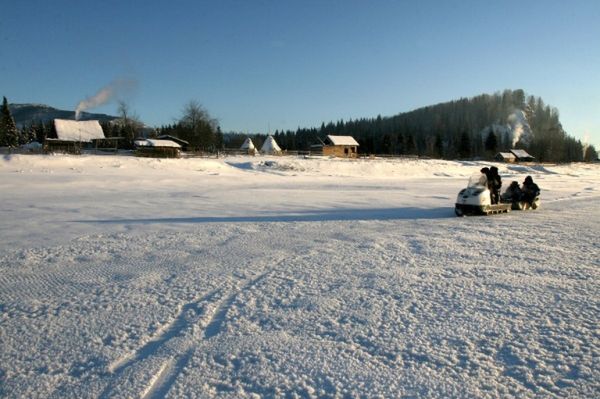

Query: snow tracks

[99,271,272,399]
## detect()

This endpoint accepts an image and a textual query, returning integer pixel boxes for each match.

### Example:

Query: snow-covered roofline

[54,119,105,142]
[134,139,181,148]
[327,135,359,146]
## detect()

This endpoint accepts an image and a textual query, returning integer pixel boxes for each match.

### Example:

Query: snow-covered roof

[496,152,516,159]
[157,135,189,145]
[54,119,105,142]
[240,138,256,150]
[134,139,181,148]
[327,135,359,146]
[260,136,282,153]
[510,149,534,159]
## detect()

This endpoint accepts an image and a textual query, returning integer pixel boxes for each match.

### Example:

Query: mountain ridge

[8,103,118,127]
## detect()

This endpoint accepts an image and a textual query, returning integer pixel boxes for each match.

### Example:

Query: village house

[134,138,181,158]
[495,149,535,163]
[322,135,359,158]
[45,119,106,154]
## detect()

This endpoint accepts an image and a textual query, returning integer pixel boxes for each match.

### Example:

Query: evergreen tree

[0,97,19,147]
[484,130,498,154]
[405,134,416,155]
[458,130,471,159]
[434,133,444,158]
[584,145,598,162]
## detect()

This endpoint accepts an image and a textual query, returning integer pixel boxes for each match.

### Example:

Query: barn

[322,135,359,158]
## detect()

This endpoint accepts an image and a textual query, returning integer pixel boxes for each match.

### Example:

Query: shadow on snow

[72,207,454,225]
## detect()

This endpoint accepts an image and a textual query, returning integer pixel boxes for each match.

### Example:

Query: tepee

[240,137,258,155]
[260,135,282,155]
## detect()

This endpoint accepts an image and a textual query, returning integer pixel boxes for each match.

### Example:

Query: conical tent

[240,137,258,155]
[260,135,282,155]
[240,137,255,150]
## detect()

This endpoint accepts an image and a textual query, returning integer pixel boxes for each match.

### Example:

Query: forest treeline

[240,89,596,162]
[2,90,597,162]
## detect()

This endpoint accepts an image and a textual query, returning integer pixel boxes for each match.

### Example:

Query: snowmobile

[455,174,541,216]
[454,173,511,216]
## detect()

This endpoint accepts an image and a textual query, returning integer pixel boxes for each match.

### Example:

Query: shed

[495,152,516,163]
[240,138,259,155]
[260,135,282,155]
[323,135,359,158]
[134,139,181,158]
[510,149,535,162]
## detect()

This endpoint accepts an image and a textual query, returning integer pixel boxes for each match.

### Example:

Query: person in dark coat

[521,176,540,206]
[489,166,502,204]
[501,180,522,203]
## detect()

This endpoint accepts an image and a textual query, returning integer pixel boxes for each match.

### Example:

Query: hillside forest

[2,90,598,162]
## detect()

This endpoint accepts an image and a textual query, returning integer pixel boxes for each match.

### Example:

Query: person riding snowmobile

[521,176,540,208]
[489,166,502,204]
[501,181,522,202]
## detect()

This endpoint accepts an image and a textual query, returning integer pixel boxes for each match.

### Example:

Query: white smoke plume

[582,131,590,157]
[508,109,533,147]
[75,78,137,120]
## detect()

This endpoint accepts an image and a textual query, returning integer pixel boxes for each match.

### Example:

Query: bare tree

[179,100,218,151]
[115,100,142,148]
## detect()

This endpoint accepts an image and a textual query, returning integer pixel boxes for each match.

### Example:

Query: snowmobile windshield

[467,173,487,188]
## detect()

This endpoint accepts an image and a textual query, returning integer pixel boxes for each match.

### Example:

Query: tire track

[99,288,225,399]
[141,349,194,399]
[204,270,271,339]
[100,269,274,398]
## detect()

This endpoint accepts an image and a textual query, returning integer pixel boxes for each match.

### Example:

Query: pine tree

[458,130,471,159]
[0,97,19,147]
[484,130,498,154]
[405,134,416,155]
[584,145,598,162]
[434,133,444,158]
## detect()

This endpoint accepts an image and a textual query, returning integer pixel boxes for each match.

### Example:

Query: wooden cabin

[510,149,535,162]
[134,139,181,158]
[322,135,359,158]
[495,152,516,163]
[45,119,105,154]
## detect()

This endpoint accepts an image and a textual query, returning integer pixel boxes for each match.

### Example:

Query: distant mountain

[8,103,118,128]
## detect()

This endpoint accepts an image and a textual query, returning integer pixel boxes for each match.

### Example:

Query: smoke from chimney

[508,110,532,147]
[75,78,137,120]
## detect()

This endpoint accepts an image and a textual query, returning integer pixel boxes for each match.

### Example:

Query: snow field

[0,154,599,398]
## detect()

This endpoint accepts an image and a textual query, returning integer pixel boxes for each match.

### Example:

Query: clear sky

[1,0,599,146]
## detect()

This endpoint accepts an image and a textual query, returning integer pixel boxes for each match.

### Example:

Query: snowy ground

[1,154,598,398]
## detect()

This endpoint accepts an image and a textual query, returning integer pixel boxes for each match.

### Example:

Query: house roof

[510,149,534,159]
[496,152,516,159]
[134,139,181,148]
[157,135,189,145]
[326,135,359,146]
[54,119,105,142]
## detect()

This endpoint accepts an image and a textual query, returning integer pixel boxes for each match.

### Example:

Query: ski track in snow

[1,155,599,398]
[98,268,278,398]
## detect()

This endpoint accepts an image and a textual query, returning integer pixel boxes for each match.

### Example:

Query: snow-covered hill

[1,154,598,398]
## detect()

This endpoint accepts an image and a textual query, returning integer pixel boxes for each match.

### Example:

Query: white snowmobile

[455,173,511,216]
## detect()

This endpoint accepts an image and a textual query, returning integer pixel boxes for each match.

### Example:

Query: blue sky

[1,0,599,146]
